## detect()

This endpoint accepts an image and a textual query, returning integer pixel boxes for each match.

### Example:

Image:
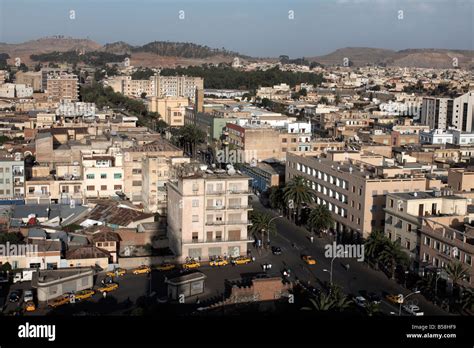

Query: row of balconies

[205,189,252,195]
[205,220,251,226]
[184,236,253,244]
[205,205,252,211]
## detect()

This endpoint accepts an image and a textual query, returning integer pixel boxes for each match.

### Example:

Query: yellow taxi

[182,260,201,270]
[97,283,119,294]
[24,301,36,312]
[155,263,176,271]
[49,295,70,308]
[386,294,403,304]
[74,289,95,301]
[132,265,151,275]
[233,256,252,265]
[106,268,126,277]
[302,255,316,265]
[209,258,228,267]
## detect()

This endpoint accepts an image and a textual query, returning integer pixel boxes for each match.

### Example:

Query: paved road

[250,198,448,316]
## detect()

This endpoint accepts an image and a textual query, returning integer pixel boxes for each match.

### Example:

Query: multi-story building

[0,157,25,200]
[152,74,203,99]
[419,219,474,287]
[147,96,189,127]
[286,151,429,239]
[167,166,252,261]
[448,168,474,192]
[15,71,42,91]
[82,153,124,198]
[421,91,474,132]
[46,73,79,101]
[384,190,470,269]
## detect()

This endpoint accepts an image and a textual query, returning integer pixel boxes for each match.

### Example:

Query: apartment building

[82,153,124,198]
[421,91,474,132]
[147,96,189,126]
[152,74,203,99]
[0,158,25,199]
[286,151,428,239]
[384,190,469,269]
[46,73,79,101]
[15,71,42,91]
[448,168,474,192]
[167,167,252,262]
[419,219,474,287]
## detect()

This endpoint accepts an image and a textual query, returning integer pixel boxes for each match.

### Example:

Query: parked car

[23,290,34,303]
[132,265,151,275]
[403,304,424,316]
[182,261,201,270]
[271,246,282,255]
[386,294,403,304]
[106,268,126,277]
[74,289,95,301]
[24,301,36,312]
[97,283,119,294]
[49,295,70,308]
[8,290,21,303]
[155,263,176,271]
[232,256,252,265]
[302,255,316,265]
[354,296,367,308]
[209,258,228,267]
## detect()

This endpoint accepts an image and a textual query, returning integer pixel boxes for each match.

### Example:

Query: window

[424,237,431,246]
[114,173,122,179]
[192,232,198,243]
[192,215,199,222]
[114,185,122,190]
[215,231,222,241]
[192,199,199,207]
[100,185,107,191]
[87,185,95,191]
[100,174,107,179]
[132,181,142,186]
[86,174,95,179]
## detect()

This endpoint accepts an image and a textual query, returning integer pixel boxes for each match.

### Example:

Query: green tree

[365,301,380,316]
[267,185,285,213]
[283,176,313,224]
[378,239,408,279]
[249,211,277,248]
[307,204,333,236]
[445,261,469,289]
[178,124,206,157]
[364,230,386,268]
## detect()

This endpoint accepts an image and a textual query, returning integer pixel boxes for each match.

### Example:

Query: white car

[354,296,367,308]
[24,290,34,303]
[403,304,424,316]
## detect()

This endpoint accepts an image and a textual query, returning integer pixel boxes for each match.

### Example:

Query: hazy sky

[0,0,472,57]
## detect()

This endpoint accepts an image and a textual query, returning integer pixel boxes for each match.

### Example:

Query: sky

[0,0,472,57]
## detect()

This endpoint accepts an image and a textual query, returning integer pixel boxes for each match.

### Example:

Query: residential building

[82,153,124,198]
[448,168,474,192]
[0,157,25,200]
[46,73,79,101]
[167,166,252,262]
[151,74,203,99]
[148,96,189,127]
[15,71,42,91]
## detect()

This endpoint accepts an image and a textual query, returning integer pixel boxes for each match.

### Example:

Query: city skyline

[0,0,473,57]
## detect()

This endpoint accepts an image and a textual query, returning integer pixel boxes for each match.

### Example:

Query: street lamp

[398,290,420,316]
[323,251,348,286]
[434,269,442,305]
[261,215,283,248]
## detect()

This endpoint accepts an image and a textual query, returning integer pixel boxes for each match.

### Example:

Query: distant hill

[309,47,474,69]
[0,37,472,69]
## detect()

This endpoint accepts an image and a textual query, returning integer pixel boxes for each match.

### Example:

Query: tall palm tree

[249,211,276,247]
[283,176,313,224]
[364,230,386,268]
[308,204,333,236]
[417,272,437,299]
[378,239,408,279]
[267,185,285,213]
[303,293,335,311]
[445,261,469,289]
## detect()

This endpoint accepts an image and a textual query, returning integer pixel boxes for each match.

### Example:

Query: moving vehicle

[23,290,34,303]
[8,290,21,303]
[13,269,35,283]
[354,296,367,308]
[302,255,316,265]
[97,283,119,294]
[209,258,228,267]
[182,261,201,270]
[74,289,95,301]
[271,246,282,255]
[403,304,424,316]
[232,256,252,265]
[24,301,36,312]
[386,294,403,304]
[106,268,126,277]
[155,263,176,271]
[132,265,151,275]
[49,295,70,308]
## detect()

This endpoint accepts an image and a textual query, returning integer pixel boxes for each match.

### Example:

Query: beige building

[286,151,429,239]
[46,73,79,101]
[15,71,42,91]
[448,168,474,192]
[384,190,470,269]
[151,74,203,99]
[167,167,252,262]
[148,96,189,127]
[82,153,124,198]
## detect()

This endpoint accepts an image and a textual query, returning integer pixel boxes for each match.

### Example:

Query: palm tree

[249,211,276,247]
[364,230,386,269]
[459,288,474,312]
[445,261,469,288]
[365,302,380,316]
[302,293,335,311]
[283,176,313,224]
[179,125,206,157]
[267,185,285,213]
[307,204,333,237]
[417,272,437,299]
[378,239,408,279]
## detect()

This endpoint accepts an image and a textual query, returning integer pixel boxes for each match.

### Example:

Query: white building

[82,153,124,198]
[420,129,474,145]
[0,83,33,98]
[56,101,96,118]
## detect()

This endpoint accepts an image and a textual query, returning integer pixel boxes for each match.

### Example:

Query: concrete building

[167,166,252,262]
[0,157,25,199]
[148,96,189,127]
[0,83,33,98]
[448,168,474,192]
[82,153,124,198]
[46,73,79,101]
[384,190,470,269]
[15,71,42,91]
[286,151,429,239]
[152,74,203,99]
[421,91,474,132]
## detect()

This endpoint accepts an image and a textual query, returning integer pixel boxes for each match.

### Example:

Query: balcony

[227,189,251,194]
[226,220,252,225]
[206,190,226,195]
[227,205,253,210]
[206,205,226,210]
[182,237,254,245]
[205,221,226,226]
